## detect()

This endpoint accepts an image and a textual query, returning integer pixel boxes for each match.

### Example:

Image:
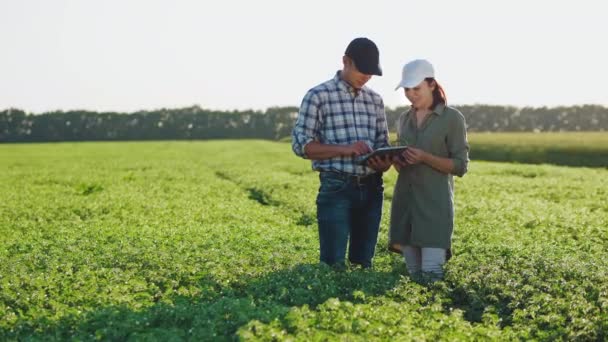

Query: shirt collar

[433,103,446,115]
[406,103,446,116]
[334,71,367,96]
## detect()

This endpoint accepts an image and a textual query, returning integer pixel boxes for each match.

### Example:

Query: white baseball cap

[395,59,435,90]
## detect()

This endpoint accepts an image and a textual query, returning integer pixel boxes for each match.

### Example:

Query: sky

[1,0,607,113]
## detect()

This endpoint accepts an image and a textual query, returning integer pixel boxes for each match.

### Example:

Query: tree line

[1,104,606,142]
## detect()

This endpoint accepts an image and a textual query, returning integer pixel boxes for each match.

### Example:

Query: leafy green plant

[0,139,606,340]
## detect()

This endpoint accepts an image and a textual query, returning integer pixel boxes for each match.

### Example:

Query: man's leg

[348,180,383,267]
[316,176,352,267]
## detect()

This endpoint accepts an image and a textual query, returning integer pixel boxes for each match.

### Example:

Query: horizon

[2,0,607,113]
[3,102,608,116]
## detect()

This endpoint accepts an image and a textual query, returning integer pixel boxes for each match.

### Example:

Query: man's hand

[367,156,392,172]
[345,141,372,157]
[391,154,408,172]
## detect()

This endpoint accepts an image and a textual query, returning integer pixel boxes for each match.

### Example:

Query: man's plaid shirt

[292,71,390,176]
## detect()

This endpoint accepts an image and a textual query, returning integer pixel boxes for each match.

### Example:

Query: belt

[320,171,381,186]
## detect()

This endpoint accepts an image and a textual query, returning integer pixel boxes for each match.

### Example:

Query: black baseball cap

[344,37,382,76]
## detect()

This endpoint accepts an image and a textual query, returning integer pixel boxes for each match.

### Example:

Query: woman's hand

[401,147,454,175]
[367,156,392,172]
[402,147,428,165]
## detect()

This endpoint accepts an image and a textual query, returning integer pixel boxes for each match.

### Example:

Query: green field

[388,132,608,168]
[1,140,607,340]
[468,132,608,167]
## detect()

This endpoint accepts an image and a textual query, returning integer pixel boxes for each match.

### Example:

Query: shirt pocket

[423,124,449,157]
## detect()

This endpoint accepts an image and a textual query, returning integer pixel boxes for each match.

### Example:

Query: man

[292,37,393,269]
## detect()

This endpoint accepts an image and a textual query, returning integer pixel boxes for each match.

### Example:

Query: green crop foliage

[0,139,606,341]
[468,132,608,167]
[388,132,608,167]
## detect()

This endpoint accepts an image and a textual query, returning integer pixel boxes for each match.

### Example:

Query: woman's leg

[421,247,446,280]
[402,246,421,275]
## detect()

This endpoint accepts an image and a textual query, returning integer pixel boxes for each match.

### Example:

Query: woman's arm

[402,147,454,174]
[446,112,470,177]
[401,111,469,176]
[422,152,455,174]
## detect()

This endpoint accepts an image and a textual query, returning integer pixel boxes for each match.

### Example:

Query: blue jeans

[316,171,384,268]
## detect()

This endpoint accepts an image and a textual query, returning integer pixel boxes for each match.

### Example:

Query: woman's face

[404,80,435,109]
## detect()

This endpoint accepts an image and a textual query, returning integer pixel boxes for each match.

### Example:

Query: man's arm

[291,91,320,158]
[304,140,371,160]
[293,90,372,160]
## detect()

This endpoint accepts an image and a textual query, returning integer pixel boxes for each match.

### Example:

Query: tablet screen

[358,146,408,165]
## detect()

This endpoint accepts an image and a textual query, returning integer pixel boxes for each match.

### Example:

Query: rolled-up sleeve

[447,112,470,177]
[291,90,321,158]
[373,98,390,149]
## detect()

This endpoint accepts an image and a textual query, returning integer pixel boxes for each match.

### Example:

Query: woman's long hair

[425,77,447,108]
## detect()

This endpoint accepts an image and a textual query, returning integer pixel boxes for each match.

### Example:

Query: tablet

[358,146,408,165]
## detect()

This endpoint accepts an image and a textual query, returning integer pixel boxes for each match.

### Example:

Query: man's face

[342,57,372,89]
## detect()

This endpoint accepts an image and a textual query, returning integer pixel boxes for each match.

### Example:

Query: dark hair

[425,78,447,108]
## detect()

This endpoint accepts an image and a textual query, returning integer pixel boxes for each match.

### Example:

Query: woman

[389,59,469,281]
